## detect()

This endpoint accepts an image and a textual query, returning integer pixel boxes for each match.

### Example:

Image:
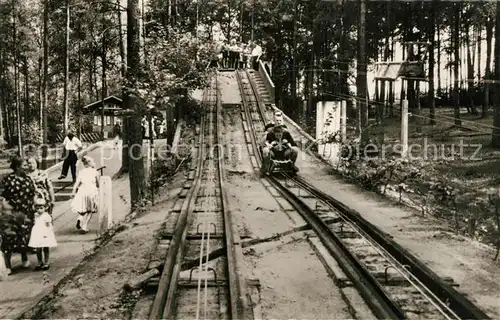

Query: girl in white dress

[70,156,99,233]
[28,197,57,270]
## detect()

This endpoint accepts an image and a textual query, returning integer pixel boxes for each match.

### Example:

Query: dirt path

[20,174,185,319]
[281,113,500,318]
[221,104,352,319]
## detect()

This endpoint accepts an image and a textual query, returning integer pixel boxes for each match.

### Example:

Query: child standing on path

[28,197,57,271]
[70,156,99,233]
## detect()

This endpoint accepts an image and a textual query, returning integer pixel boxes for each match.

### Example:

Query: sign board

[98,176,113,233]
[375,62,403,80]
[397,62,425,78]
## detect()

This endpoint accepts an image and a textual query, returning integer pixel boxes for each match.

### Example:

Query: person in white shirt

[58,132,83,182]
[250,41,263,71]
[229,39,240,69]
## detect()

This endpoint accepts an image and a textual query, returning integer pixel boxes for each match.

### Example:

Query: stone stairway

[53,179,75,202]
[247,69,273,105]
[0,179,73,202]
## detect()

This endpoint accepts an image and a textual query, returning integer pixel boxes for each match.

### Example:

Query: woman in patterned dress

[26,156,55,214]
[0,156,37,274]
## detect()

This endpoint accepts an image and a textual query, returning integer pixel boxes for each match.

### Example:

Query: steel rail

[295,175,461,319]
[290,175,490,320]
[195,216,208,319]
[215,73,254,320]
[243,68,490,320]
[196,95,216,319]
[236,70,403,319]
[149,89,209,320]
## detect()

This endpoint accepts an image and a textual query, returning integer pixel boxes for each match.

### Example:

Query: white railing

[258,60,275,103]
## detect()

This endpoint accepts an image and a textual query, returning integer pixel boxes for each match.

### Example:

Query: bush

[21,121,42,145]
[182,97,203,125]
[333,139,500,258]
[149,152,191,195]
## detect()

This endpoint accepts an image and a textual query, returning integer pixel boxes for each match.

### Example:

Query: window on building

[94,116,100,125]
[106,116,111,125]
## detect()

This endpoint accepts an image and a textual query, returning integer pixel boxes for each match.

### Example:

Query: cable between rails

[195,81,220,320]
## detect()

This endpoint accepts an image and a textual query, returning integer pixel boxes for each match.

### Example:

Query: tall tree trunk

[13,6,21,151]
[1,50,10,144]
[117,0,126,79]
[290,0,297,107]
[101,33,107,139]
[38,55,42,128]
[477,25,482,82]
[126,0,146,206]
[339,0,350,104]
[227,0,231,41]
[23,58,30,122]
[379,0,391,121]
[452,4,461,126]
[63,0,70,133]
[466,28,478,115]
[437,21,441,94]
[477,25,483,116]
[428,0,436,125]
[492,1,500,148]
[89,59,94,99]
[93,57,99,100]
[78,42,82,137]
[0,50,4,143]
[42,0,48,143]
[357,0,368,142]
[484,18,493,118]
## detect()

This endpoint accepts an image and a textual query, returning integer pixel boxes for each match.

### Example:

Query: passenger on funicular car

[260,124,299,174]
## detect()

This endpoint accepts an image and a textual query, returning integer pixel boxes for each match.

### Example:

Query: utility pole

[63,0,70,133]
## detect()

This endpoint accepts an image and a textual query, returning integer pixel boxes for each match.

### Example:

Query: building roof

[82,95,123,111]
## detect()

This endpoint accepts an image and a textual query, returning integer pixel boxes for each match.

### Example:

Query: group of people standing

[0,132,100,276]
[213,39,263,70]
[0,155,57,274]
[141,116,165,140]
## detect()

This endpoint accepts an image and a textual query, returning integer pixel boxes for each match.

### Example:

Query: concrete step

[52,180,75,188]
[53,180,75,202]
[0,186,72,202]
[55,192,72,202]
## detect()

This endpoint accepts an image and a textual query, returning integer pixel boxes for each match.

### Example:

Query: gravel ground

[221,104,352,319]
[20,174,185,319]
[19,95,499,318]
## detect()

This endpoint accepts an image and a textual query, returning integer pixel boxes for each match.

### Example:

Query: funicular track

[236,69,489,320]
[149,76,252,320]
